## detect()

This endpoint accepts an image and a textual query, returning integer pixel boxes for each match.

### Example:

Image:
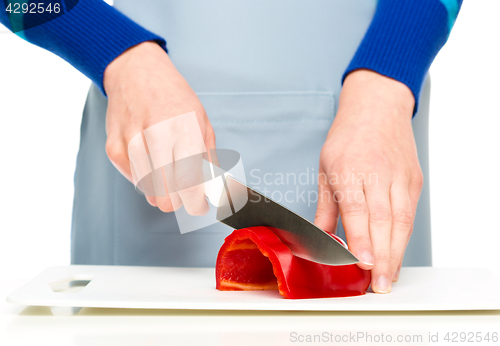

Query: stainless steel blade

[216,176,359,266]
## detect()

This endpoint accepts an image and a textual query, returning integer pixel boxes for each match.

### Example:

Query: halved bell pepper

[216,226,371,299]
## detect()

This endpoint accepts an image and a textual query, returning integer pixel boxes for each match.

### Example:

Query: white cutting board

[6,265,500,311]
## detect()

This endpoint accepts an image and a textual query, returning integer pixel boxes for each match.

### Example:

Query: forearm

[343,0,463,115]
[1,0,166,95]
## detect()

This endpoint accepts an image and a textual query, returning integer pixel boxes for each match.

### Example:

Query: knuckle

[314,209,338,223]
[341,200,366,217]
[176,176,202,191]
[392,210,413,228]
[369,205,391,223]
[105,141,123,162]
[325,155,349,174]
[346,233,369,247]
[411,169,424,190]
[373,253,390,264]
[390,253,402,266]
[406,225,414,239]
[175,176,190,190]
[319,147,334,163]
[206,124,216,140]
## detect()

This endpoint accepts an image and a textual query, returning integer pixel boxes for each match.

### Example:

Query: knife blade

[215,175,359,266]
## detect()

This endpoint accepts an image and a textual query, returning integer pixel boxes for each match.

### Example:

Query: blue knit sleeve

[0,0,167,96]
[0,4,11,29]
[343,0,463,114]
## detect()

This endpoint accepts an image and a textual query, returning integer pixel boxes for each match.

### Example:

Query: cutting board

[6,265,500,311]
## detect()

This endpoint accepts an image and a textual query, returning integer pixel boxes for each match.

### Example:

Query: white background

[0,0,499,284]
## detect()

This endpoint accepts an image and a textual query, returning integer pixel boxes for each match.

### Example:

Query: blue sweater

[1,0,462,112]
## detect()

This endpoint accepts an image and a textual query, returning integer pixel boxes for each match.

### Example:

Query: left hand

[314,70,423,293]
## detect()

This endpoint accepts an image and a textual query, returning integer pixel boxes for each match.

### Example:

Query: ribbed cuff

[342,0,450,115]
[22,0,167,96]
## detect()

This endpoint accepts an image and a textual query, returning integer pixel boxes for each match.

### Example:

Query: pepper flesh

[216,226,371,299]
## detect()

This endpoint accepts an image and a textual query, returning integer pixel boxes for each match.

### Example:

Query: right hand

[103,41,216,216]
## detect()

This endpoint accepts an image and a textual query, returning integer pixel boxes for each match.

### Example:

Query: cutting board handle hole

[49,276,92,293]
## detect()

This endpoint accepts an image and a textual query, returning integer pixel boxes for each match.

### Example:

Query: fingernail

[375,276,391,294]
[360,252,374,266]
[393,267,401,282]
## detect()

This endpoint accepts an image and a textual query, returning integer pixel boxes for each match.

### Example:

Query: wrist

[103,41,169,95]
[337,70,415,122]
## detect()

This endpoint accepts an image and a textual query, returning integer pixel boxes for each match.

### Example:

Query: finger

[122,137,161,208]
[336,180,374,270]
[106,138,133,182]
[157,165,182,211]
[124,130,161,208]
[146,196,157,207]
[174,157,209,216]
[136,168,159,208]
[389,181,413,282]
[392,171,423,282]
[314,169,339,234]
[365,183,392,293]
[393,197,418,282]
[155,158,182,212]
[140,131,180,213]
[109,135,162,209]
[204,124,220,167]
[173,142,209,216]
[393,259,403,282]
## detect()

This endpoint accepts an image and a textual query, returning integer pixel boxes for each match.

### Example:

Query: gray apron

[72,0,432,267]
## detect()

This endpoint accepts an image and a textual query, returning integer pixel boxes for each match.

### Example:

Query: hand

[314,70,423,293]
[103,41,216,215]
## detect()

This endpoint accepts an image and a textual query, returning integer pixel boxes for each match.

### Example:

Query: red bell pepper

[216,226,371,299]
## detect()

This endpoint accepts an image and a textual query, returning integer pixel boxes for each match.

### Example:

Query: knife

[203,161,359,266]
